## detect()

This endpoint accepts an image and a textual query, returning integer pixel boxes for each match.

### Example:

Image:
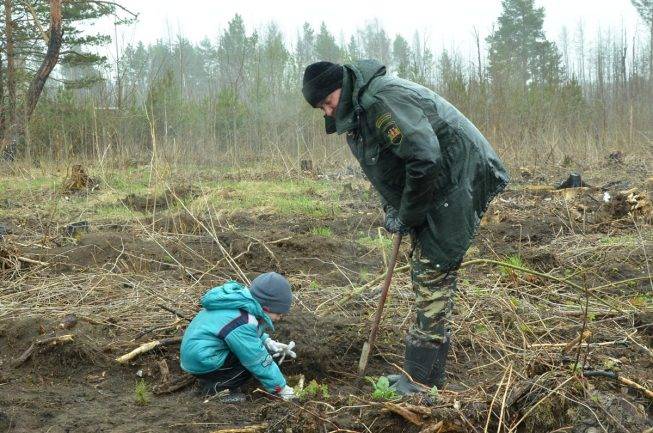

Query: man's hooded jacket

[329,60,509,270]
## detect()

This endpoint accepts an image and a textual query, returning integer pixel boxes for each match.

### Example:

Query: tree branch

[20,0,49,44]
[25,0,63,120]
[63,0,139,18]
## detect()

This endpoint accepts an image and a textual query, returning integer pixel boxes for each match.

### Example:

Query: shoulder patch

[375,112,402,145]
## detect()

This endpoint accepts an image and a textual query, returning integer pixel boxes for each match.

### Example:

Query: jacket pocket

[364,139,380,166]
[421,184,478,268]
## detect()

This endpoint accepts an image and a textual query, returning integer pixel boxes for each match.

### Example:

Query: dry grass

[0,161,651,432]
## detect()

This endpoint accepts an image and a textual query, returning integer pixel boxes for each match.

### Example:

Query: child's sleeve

[224,323,286,393]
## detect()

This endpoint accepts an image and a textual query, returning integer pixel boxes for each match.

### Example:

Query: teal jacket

[180,281,286,393]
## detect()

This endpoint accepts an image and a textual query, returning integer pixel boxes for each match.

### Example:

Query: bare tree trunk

[0,50,5,140]
[473,27,483,82]
[24,0,63,120]
[4,0,15,137]
[649,20,653,82]
[2,0,63,160]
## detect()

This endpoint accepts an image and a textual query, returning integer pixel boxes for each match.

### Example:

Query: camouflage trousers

[409,244,458,343]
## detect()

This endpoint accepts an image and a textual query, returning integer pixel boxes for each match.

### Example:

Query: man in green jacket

[302,60,509,394]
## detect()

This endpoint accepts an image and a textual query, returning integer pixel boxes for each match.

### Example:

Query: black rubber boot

[404,332,450,389]
[387,374,429,395]
[387,332,451,397]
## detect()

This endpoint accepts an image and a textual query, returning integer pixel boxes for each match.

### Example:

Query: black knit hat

[302,61,343,107]
[249,272,292,314]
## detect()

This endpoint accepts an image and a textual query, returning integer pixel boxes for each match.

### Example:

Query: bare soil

[1,163,651,432]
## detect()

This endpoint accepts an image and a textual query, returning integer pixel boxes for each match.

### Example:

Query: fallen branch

[318,264,410,314]
[321,258,633,315]
[17,255,49,266]
[529,338,627,349]
[156,303,192,322]
[12,334,73,367]
[208,424,268,433]
[563,330,592,354]
[583,370,653,400]
[460,259,624,313]
[115,336,181,364]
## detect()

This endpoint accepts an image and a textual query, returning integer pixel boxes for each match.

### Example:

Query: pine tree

[1,0,133,158]
[486,0,562,87]
[295,23,315,70]
[314,22,341,63]
[358,20,391,67]
[392,35,411,78]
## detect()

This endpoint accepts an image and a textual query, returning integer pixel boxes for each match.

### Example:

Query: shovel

[358,233,403,376]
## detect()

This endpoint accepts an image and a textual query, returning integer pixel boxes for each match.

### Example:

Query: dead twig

[156,303,192,322]
[583,370,653,400]
[207,424,268,433]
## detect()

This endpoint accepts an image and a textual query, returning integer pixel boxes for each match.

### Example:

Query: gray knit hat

[249,272,292,314]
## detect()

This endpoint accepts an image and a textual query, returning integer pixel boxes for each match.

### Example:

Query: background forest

[0,0,652,169]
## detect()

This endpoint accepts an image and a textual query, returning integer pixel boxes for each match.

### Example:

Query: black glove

[384,206,410,235]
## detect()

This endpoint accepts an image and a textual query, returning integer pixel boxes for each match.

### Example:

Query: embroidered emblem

[387,125,403,144]
[375,112,403,145]
[375,113,392,129]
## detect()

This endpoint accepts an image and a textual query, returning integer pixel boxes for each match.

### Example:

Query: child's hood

[200,281,274,331]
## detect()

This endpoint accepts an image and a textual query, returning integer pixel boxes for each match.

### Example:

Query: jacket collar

[325,59,387,135]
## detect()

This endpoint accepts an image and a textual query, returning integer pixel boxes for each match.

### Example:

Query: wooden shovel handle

[360,234,402,374]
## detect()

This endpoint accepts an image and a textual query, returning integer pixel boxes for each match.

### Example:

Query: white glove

[278,385,296,401]
[273,341,296,364]
[264,338,297,364]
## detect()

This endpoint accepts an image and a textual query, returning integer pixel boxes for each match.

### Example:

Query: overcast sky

[99,0,645,60]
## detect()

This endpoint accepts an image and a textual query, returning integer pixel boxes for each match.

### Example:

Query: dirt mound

[152,212,204,234]
[124,185,199,213]
[274,312,369,377]
[32,232,166,272]
[1,317,112,377]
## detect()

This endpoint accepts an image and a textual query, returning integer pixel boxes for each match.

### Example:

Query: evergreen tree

[358,20,391,67]
[260,23,289,97]
[295,22,315,70]
[217,14,256,95]
[486,0,562,87]
[314,22,341,62]
[392,34,411,78]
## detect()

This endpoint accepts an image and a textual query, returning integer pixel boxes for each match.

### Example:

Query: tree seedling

[296,379,329,400]
[134,379,151,406]
[366,376,397,400]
